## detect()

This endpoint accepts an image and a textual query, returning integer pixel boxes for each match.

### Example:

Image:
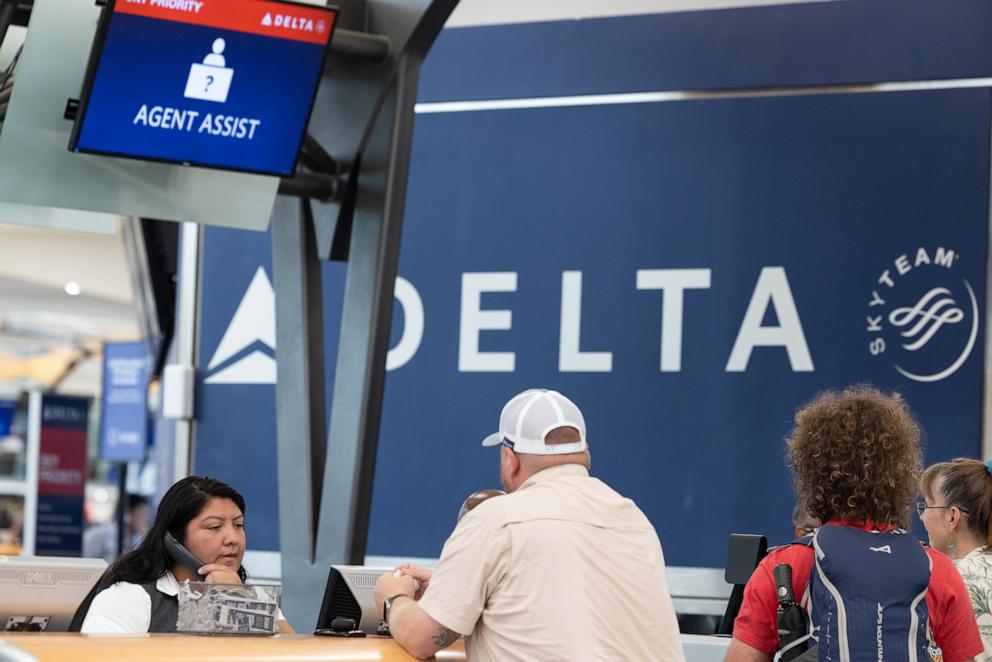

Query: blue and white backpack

[777,523,943,662]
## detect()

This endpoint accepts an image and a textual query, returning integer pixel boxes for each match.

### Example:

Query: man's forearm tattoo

[432,626,458,648]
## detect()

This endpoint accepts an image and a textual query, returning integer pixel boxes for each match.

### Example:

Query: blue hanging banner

[0,400,15,437]
[99,340,150,462]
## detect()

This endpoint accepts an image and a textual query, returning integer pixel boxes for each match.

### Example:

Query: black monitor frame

[717,533,768,635]
[68,0,339,177]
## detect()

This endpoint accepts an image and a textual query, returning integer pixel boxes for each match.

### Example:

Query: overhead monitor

[69,0,338,176]
[0,556,107,632]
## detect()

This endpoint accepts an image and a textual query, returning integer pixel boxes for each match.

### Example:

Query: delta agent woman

[70,476,294,633]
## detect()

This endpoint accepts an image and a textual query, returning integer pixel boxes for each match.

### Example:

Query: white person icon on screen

[203,38,226,67]
[184,37,234,103]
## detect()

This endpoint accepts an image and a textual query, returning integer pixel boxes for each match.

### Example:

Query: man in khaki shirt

[374,389,685,661]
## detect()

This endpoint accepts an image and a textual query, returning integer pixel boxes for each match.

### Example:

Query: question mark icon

[204,75,214,93]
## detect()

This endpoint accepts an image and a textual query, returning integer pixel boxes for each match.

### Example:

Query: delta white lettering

[149,0,203,12]
[636,268,711,372]
[458,272,516,372]
[560,271,612,372]
[386,277,424,371]
[272,14,315,31]
[726,267,814,372]
[447,268,812,375]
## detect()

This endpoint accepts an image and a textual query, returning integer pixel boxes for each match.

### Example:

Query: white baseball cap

[481,389,588,455]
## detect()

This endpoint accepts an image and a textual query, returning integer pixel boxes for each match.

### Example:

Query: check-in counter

[0,633,466,661]
[682,633,731,661]
[0,633,730,661]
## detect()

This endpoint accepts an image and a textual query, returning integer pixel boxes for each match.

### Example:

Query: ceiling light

[64,281,81,296]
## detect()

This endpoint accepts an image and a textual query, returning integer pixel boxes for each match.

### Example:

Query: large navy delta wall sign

[195,2,991,568]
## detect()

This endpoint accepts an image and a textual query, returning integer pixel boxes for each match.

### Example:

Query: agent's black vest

[69,577,178,632]
[140,579,178,632]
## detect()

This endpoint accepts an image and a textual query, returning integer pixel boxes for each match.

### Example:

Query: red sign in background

[38,428,87,498]
[35,395,89,556]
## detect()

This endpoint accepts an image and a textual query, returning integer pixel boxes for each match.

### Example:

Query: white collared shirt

[81,571,286,633]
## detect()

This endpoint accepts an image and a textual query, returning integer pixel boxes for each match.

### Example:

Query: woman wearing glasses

[920,459,992,660]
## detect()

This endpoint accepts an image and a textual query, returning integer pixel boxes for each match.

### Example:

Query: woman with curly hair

[726,385,983,662]
[921,458,992,660]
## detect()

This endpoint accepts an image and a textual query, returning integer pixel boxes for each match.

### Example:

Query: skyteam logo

[204,267,276,384]
[866,246,979,383]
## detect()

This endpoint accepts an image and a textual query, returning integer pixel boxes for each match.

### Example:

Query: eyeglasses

[916,501,969,517]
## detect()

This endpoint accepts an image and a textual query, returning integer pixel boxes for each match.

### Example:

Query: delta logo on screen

[260,11,329,34]
[70,0,337,176]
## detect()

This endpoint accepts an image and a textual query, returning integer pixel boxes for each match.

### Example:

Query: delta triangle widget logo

[260,11,325,34]
[204,267,277,384]
[865,246,979,383]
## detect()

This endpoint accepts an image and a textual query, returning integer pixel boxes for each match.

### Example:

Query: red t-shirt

[733,522,984,662]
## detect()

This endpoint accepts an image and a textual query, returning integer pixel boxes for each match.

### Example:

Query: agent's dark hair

[921,458,992,548]
[70,476,247,630]
[787,384,922,529]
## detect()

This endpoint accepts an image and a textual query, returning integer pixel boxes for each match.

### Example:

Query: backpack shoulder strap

[787,532,816,547]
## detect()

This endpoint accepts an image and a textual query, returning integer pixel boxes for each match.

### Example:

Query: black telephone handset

[164,531,207,581]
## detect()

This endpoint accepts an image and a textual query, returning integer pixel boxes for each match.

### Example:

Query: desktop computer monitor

[0,556,107,632]
[315,565,390,634]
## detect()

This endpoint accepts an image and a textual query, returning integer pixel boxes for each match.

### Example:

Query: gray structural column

[272,0,458,628]
[272,195,327,571]
[318,53,419,567]
[171,221,201,480]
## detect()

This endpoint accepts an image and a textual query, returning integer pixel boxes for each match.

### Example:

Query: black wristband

[383,593,412,623]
